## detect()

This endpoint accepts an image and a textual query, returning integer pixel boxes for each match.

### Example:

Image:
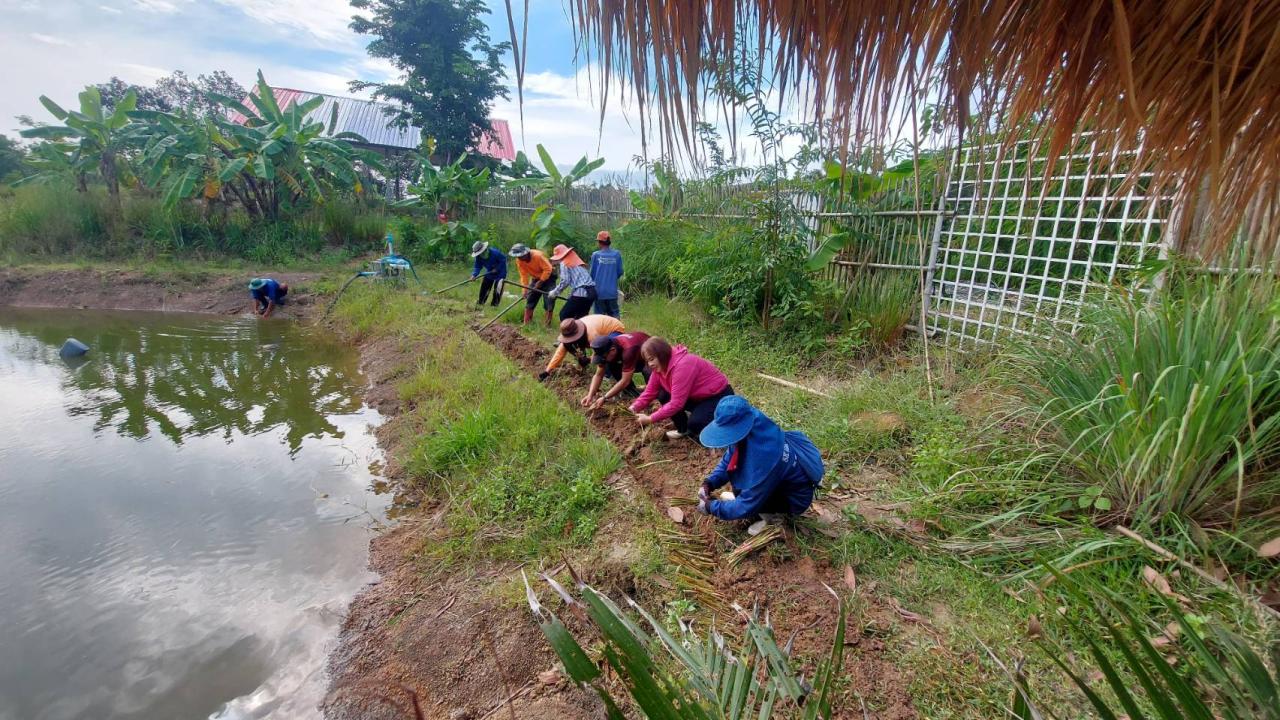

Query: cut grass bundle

[1011,271,1280,564]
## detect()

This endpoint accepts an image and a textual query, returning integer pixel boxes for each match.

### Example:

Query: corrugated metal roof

[230,87,515,161]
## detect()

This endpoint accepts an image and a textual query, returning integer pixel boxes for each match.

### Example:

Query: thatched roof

[544,0,1280,256]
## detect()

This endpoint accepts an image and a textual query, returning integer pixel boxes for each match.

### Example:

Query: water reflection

[0,308,386,720]
[2,308,365,454]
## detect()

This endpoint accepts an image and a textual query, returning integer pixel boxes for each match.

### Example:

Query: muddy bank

[321,327,602,720]
[0,266,318,317]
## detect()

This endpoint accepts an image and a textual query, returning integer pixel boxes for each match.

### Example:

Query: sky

[0,0,658,174]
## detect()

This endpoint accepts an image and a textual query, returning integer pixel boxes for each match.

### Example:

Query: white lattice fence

[923,135,1174,347]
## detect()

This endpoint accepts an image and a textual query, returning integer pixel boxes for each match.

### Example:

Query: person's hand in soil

[580,392,597,408]
[537,371,550,382]
[589,397,606,412]
[636,413,653,426]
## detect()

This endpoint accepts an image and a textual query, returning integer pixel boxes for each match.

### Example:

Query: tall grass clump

[1014,270,1280,562]
[826,267,920,348]
[614,218,704,294]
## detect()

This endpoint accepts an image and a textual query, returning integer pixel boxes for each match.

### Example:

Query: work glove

[576,354,590,369]
[696,499,709,514]
[537,371,550,382]
[698,484,711,503]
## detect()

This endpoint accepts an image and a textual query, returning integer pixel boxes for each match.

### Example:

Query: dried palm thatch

[537,0,1280,258]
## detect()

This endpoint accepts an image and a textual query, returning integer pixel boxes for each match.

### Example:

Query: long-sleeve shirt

[546,314,625,372]
[471,247,508,279]
[551,264,596,298]
[705,431,824,520]
[628,345,729,422]
[589,248,623,300]
[517,250,553,286]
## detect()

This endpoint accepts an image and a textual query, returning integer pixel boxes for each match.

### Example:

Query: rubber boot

[522,307,533,324]
[543,309,554,327]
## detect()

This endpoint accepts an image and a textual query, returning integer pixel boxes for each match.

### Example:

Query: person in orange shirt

[538,315,625,381]
[509,243,557,326]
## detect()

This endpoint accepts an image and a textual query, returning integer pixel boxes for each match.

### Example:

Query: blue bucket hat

[699,395,757,449]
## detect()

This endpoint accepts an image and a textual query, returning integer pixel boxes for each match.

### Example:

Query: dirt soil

[0,266,319,317]
[478,324,922,719]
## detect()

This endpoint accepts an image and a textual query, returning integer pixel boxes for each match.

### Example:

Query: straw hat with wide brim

[470,241,490,257]
[550,244,583,266]
[557,318,586,344]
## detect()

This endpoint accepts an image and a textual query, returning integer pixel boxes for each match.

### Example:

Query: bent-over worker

[696,396,824,535]
[509,243,557,326]
[539,315,624,381]
[469,240,507,307]
[249,278,289,318]
[629,336,735,440]
[582,331,650,409]
[548,244,597,321]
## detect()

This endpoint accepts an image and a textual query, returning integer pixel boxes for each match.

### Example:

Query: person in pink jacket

[630,336,736,440]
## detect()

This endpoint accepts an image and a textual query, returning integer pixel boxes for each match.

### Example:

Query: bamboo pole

[756,373,834,399]
[1113,525,1279,622]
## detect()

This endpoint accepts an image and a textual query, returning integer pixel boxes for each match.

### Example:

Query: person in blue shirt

[470,240,508,307]
[588,230,623,317]
[249,278,289,318]
[696,396,824,535]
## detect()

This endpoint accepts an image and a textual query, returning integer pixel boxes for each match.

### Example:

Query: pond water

[0,308,388,720]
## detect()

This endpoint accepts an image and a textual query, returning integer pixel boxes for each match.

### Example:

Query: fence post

[919,147,958,334]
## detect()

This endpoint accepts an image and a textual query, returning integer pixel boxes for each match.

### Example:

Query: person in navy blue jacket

[696,396,824,534]
[589,230,623,317]
[470,240,508,307]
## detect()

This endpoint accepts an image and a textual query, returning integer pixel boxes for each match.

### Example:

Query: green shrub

[613,218,703,294]
[0,183,389,263]
[1013,271,1280,561]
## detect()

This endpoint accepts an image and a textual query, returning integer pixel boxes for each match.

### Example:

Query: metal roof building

[232,87,516,161]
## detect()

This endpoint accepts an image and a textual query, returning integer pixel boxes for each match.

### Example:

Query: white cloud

[98,5,123,14]
[213,0,360,45]
[131,0,182,12]
[30,32,72,46]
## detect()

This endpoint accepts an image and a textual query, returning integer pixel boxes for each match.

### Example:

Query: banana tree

[133,71,385,219]
[629,161,683,218]
[507,144,604,248]
[19,86,140,204]
[393,153,492,218]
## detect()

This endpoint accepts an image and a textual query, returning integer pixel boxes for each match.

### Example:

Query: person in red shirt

[582,331,651,409]
[630,336,735,440]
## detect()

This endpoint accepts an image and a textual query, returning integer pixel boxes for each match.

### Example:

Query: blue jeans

[593,297,620,318]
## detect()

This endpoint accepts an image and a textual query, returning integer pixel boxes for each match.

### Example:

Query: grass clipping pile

[478,323,919,719]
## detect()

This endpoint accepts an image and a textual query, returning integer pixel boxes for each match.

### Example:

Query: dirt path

[0,266,318,318]
[477,324,919,719]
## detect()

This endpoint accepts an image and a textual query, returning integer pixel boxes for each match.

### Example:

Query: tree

[153,70,247,117]
[0,134,27,183]
[350,0,509,163]
[20,86,139,203]
[507,144,604,249]
[96,77,174,113]
[133,71,385,219]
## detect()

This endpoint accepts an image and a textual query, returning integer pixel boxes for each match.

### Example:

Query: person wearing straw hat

[588,230,623,318]
[538,314,624,381]
[696,396,824,535]
[249,278,289,318]
[469,240,508,307]
[582,330,651,409]
[548,243,597,321]
[509,243,557,326]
